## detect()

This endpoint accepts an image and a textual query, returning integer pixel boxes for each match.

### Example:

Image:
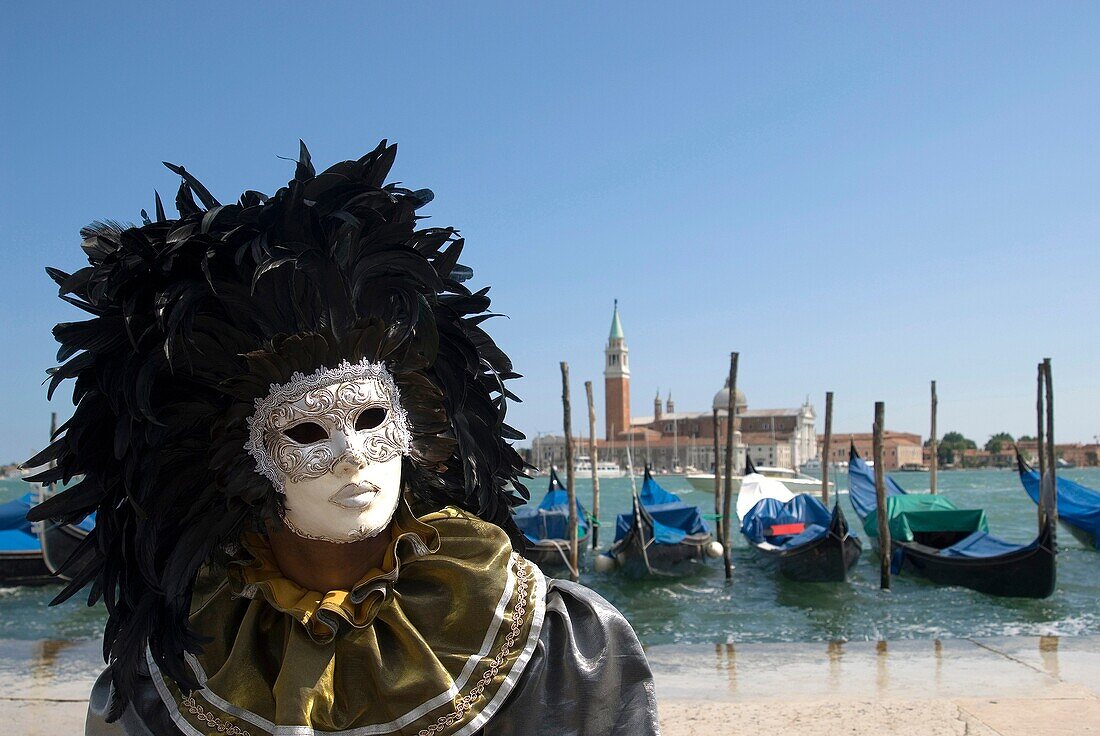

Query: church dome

[712,378,747,411]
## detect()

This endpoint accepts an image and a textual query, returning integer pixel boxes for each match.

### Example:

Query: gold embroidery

[417,554,532,736]
[181,695,252,736]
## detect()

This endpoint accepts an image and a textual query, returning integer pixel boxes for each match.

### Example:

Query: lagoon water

[2,469,1098,649]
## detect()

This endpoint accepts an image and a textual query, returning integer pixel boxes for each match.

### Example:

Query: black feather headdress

[25,140,531,716]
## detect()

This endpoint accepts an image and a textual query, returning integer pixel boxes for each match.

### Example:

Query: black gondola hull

[748,503,863,582]
[524,530,592,576]
[1059,520,1095,550]
[873,522,1056,599]
[611,533,712,579]
[0,549,55,586]
[608,468,715,578]
[40,521,89,582]
[752,533,862,582]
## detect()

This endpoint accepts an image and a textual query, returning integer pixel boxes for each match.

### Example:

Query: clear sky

[2,2,1099,462]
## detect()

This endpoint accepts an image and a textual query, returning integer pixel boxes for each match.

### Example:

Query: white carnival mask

[245,359,412,543]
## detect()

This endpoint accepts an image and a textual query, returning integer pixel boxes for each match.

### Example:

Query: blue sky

[2,2,1099,461]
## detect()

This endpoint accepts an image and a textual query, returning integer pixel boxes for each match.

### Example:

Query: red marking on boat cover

[768,523,806,536]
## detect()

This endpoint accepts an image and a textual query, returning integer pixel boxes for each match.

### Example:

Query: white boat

[685,465,833,496]
[573,455,625,478]
[803,458,850,473]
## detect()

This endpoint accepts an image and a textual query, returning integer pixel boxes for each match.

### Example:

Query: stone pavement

[651,636,1100,735]
[2,636,1097,735]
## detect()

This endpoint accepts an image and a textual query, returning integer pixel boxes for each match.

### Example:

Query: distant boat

[849,445,1055,598]
[1016,450,1099,549]
[0,492,54,585]
[805,459,850,473]
[736,458,861,582]
[513,469,590,575]
[603,466,716,578]
[685,465,832,496]
[573,455,624,478]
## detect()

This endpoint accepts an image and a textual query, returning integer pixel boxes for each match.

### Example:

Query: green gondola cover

[862,495,989,542]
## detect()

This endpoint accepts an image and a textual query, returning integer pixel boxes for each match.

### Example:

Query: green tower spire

[609,299,624,340]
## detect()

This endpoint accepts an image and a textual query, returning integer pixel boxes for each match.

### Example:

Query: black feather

[27,139,531,712]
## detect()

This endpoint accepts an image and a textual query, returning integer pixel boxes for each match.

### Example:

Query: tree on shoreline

[925,431,976,465]
[984,432,1014,454]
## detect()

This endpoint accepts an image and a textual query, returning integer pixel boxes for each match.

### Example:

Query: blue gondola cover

[1,489,98,553]
[940,530,1040,558]
[0,493,40,552]
[614,472,709,545]
[847,454,906,520]
[740,494,833,549]
[0,493,37,535]
[1018,465,1100,549]
[639,474,682,506]
[513,470,588,544]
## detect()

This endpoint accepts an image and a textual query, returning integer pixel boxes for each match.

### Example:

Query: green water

[2,470,1098,647]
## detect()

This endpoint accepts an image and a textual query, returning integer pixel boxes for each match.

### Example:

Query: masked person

[26,142,660,736]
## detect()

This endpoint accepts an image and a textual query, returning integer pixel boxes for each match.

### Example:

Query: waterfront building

[1057,443,1100,467]
[948,441,1100,469]
[531,305,824,473]
[821,432,924,471]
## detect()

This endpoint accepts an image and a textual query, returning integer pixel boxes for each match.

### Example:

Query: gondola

[0,492,54,585]
[513,468,591,575]
[1016,449,1099,549]
[848,445,1056,598]
[602,466,717,578]
[39,512,94,581]
[736,458,861,582]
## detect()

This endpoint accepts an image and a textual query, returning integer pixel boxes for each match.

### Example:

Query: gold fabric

[148,502,545,736]
[230,499,440,643]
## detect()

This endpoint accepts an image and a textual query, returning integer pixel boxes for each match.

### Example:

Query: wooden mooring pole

[560,362,579,582]
[722,352,739,581]
[1036,363,1047,500]
[1036,363,1045,530]
[1043,359,1058,528]
[873,401,891,590]
[1044,358,1055,487]
[712,408,722,545]
[929,381,938,494]
[821,392,833,505]
[585,380,601,550]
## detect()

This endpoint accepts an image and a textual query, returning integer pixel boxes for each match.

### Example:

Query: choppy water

[2,469,1098,647]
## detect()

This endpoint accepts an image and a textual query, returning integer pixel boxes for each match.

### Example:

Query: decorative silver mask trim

[244,359,412,493]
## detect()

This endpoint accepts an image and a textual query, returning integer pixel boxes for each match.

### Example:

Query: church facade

[534,304,821,473]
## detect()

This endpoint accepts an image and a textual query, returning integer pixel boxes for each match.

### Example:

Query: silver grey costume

[86,581,661,736]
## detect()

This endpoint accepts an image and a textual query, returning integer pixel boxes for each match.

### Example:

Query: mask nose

[333,435,367,476]
[335,452,366,476]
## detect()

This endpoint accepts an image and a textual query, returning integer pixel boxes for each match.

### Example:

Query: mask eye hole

[355,407,388,431]
[283,422,328,444]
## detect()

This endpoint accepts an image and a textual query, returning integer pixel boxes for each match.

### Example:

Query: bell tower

[604,300,631,441]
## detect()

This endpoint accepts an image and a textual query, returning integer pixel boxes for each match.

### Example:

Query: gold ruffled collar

[150,505,546,736]
[228,499,440,643]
